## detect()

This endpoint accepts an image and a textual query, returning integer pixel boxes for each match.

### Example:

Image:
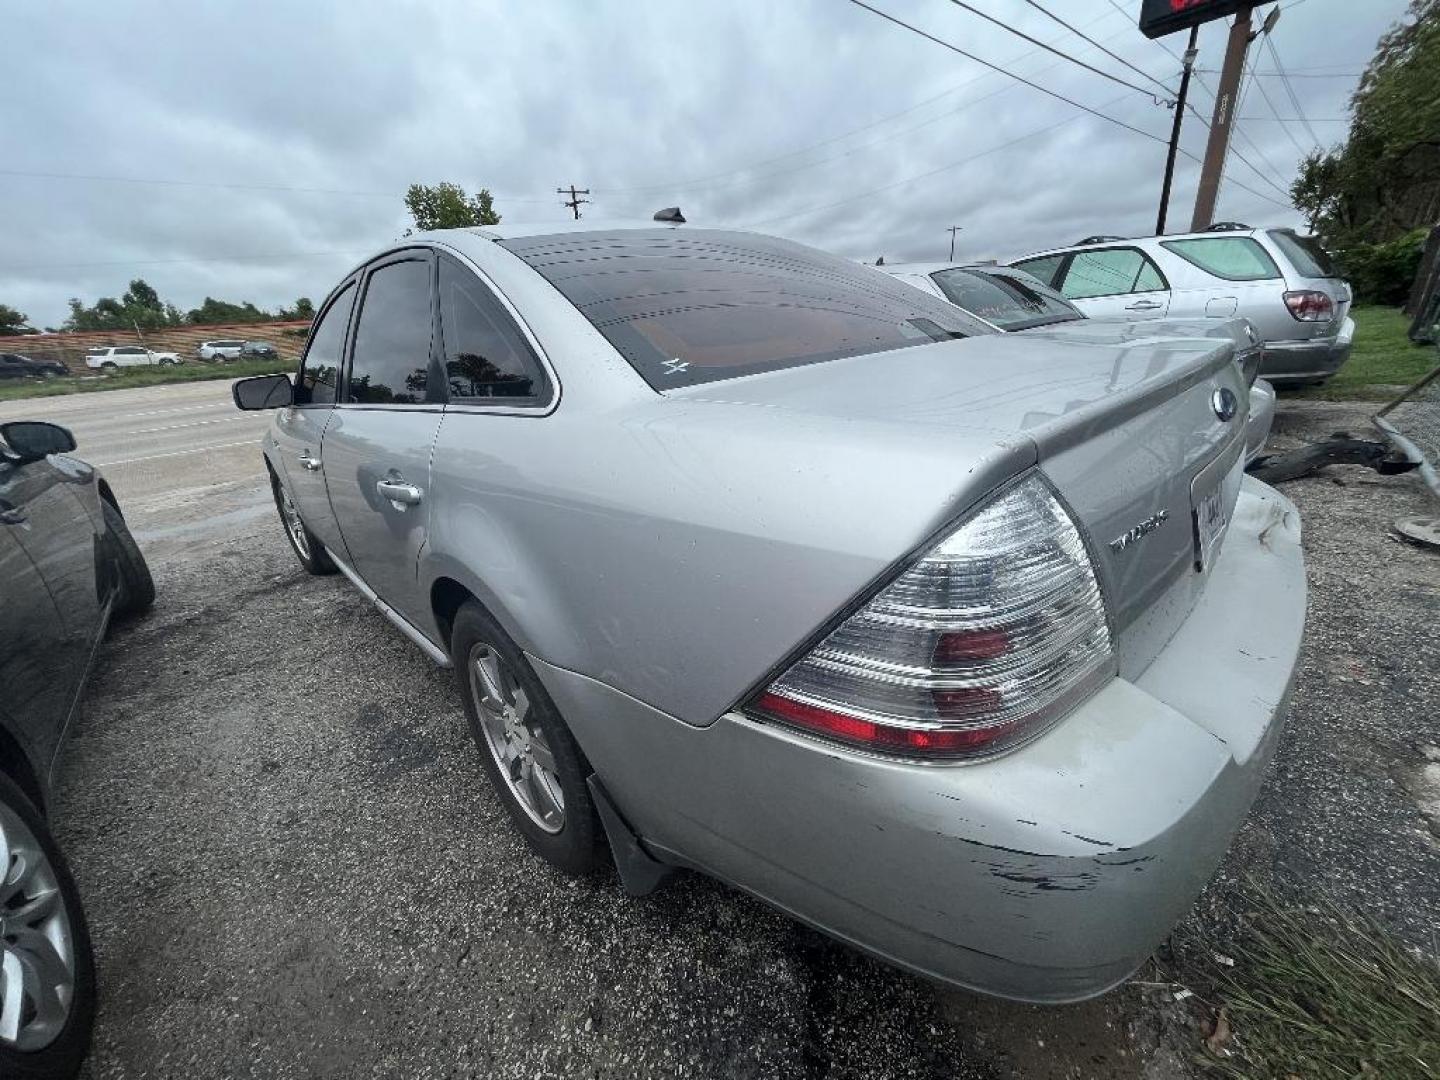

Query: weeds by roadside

[1175,889,1439,1078]
[0,356,288,403]
[1292,306,1435,402]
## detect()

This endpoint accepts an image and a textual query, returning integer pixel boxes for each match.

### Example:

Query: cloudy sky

[3,0,1408,329]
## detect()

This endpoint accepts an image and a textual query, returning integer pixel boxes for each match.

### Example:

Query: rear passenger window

[1011,254,1064,288]
[438,255,549,404]
[348,258,434,405]
[1160,237,1280,281]
[1059,249,1166,299]
[297,282,355,406]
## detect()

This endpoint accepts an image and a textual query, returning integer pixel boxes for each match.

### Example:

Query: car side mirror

[233,373,294,410]
[1,421,77,462]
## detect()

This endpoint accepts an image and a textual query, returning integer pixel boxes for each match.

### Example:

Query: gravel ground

[52,396,1438,1079]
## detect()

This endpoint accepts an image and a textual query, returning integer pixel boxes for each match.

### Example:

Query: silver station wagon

[234,224,1307,1002]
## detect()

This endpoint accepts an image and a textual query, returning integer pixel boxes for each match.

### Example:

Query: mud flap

[587,775,675,897]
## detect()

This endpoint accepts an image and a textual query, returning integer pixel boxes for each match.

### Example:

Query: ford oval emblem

[1211,387,1238,422]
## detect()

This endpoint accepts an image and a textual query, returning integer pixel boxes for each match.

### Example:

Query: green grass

[1190,891,1440,1079]
[1292,305,1437,401]
[0,357,289,402]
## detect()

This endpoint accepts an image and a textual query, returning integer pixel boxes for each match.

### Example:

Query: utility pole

[1156,25,1199,235]
[946,225,963,262]
[557,184,591,220]
[1191,5,1254,231]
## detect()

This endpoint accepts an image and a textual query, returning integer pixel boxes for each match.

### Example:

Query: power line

[842,0,1174,148]
[1265,34,1322,148]
[1019,0,1177,98]
[943,0,1171,101]
[1243,43,1309,158]
[1195,68,1361,78]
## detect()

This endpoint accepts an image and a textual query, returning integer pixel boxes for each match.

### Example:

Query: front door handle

[298,451,322,472]
[376,479,424,508]
[1125,300,1163,311]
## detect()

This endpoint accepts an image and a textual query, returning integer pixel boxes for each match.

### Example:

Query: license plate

[1191,450,1244,572]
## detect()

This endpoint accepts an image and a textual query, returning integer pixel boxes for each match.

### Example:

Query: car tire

[270,475,335,575]
[101,500,154,619]
[0,770,97,1080]
[100,362,116,371]
[451,601,603,876]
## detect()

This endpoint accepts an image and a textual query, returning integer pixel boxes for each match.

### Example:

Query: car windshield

[499,230,991,389]
[1268,230,1339,278]
[928,267,1082,330]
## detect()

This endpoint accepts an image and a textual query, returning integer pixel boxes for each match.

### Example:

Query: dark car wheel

[450,600,603,875]
[0,771,97,1080]
[99,363,116,371]
[100,500,154,619]
[270,476,335,575]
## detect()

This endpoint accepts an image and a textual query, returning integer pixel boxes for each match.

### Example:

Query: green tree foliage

[278,297,315,321]
[64,278,182,331]
[0,303,32,335]
[184,297,271,325]
[404,182,500,233]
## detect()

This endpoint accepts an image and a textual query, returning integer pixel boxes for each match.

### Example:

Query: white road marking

[91,439,261,468]
[127,415,256,435]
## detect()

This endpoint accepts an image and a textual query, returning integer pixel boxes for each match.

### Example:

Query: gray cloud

[1,0,1402,328]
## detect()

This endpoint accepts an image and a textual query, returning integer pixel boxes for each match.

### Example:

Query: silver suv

[1010,227,1353,386]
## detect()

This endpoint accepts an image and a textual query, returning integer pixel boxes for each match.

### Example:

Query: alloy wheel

[468,643,565,834]
[0,800,75,1053]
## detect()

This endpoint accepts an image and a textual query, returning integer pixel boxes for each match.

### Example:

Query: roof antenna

[875,255,885,266]
[653,206,686,224]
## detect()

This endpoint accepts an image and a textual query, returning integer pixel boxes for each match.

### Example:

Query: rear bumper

[1245,379,1276,463]
[1260,316,1354,384]
[534,478,1306,1003]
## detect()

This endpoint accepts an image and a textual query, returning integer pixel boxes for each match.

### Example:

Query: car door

[0,526,69,776]
[270,278,357,563]
[1053,246,1171,321]
[321,250,445,629]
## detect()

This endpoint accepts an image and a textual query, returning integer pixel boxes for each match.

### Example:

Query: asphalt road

[11,384,1438,1078]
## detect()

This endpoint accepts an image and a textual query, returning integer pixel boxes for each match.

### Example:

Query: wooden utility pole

[557,184,591,220]
[1156,26,1199,235]
[946,225,963,262]
[1191,5,1254,231]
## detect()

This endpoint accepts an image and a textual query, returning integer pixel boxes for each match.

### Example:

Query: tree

[404,182,500,233]
[184,297,270,325]
[0,303,32,335]
[278,297,315,321]
[1291,0,1440,246]
[63,279,180,331]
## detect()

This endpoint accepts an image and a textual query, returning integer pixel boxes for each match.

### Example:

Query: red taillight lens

[1283,290,1334,322]
[746,475,1114,760]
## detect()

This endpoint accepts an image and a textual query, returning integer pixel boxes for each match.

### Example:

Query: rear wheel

[451,601,602,875]
[101,500,154,619]
[271,475,334,574]
[99,363,116,371]
[0,771,96,1080]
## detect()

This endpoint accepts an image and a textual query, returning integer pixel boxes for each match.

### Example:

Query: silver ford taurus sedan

[233,224,1306,1003]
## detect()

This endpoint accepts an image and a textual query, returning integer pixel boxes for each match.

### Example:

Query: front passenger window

[297,282,355,405]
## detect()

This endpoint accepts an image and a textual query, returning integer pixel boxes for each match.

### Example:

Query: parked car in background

[0,352,68,380]
[232,223,1306,1004]
[1009,227,1354,386]
[195,339,246,362]
[0,419,154,1079]
[877,261,1275,463]
[239,340,279,360]
[83,345,179,369]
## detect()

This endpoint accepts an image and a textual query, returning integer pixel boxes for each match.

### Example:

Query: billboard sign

[1139,0,1251,39]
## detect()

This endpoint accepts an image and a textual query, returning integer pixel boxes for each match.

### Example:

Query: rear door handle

[376,479,424,508]
[298,452,322,472]
[1125,300,1163,311]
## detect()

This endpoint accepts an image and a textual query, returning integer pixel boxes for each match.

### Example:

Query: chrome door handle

[376,479,423,507]
[298,452,322,472]
[1125,300,1163,311]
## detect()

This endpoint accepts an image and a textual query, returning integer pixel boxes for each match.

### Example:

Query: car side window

[296,281,355,406]
[438,254,550,405]
[346,258,434,405]
[1011,255,1065,288]
[1159,237,1281,281]
[1058,248,1167,299]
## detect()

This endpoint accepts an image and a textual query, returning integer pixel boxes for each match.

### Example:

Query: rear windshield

[1268,230,1338,278]
[1160,237,1280,281]
[498,230,990,389]
[929,267,1081,330]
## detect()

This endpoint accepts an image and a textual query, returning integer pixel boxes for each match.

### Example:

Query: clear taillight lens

[1283,290,1334,321]
[748,475,1113,760]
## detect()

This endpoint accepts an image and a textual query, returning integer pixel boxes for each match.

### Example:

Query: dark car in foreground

[233,223,1305,1003]
[239,341,279,361]
[0,353,68,381]
[0,420,154,1079]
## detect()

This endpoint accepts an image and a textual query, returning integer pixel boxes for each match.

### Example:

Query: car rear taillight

[1283,290,1333,321]
[747,475,1114,760]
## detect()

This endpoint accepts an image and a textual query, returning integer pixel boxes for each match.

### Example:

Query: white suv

[1009,227,1354,386]
[195,339,246,362]
[84,345,180,369]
